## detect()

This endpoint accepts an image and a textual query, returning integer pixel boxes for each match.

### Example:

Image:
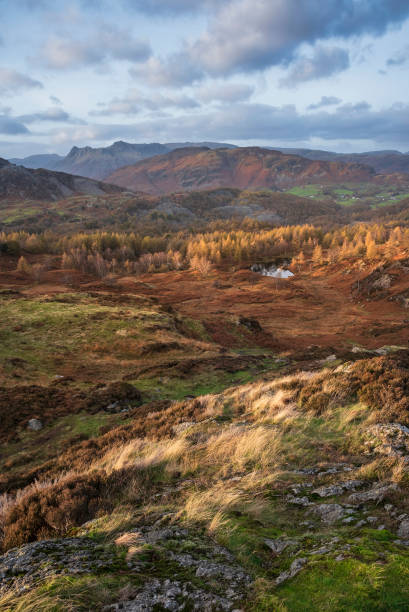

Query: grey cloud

[50,95,62,105]
[139,0,409,86]
[307,96,342,110]
[196,83,254,103]
[90,90,200,116]
[280,46,350,87]
[17,107,84,124]
[130,54,204,87]
[193,0,409,75]
[0,68,43,95]
[121,0,219,14]
[39,25,151,70]
[387,45,409,66]
[0,115,29,135]
[48,101,409,149]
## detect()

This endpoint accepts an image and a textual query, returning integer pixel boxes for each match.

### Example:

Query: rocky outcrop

[366,423,409,457]
[0,538,124,593]
[311,503,346,524]
[347,483,398,505]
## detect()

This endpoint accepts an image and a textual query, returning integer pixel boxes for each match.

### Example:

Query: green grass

[286,185,322,197]
[284,184,409,210]
[133,358,279,401]
[372,193,409,208]
[272,555,409,611]
[0,293,176,383]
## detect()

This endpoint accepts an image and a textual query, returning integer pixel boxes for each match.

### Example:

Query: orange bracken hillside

[106,146,377,195]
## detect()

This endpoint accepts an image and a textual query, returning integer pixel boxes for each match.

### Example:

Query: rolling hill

[0,158,126,202]
[106,146,377,195]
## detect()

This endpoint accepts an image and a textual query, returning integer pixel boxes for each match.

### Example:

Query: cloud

[49,95,62,105]
[0,68,43,95]
[387,44,409,66]
[38,25,151,69]
[137,0,409,86]
[130,54,203,87]
[76,101,409,147]
[0,115,29,135]
[17,107,84,124]
[307,96,342,110]
[90,89,200,116]
[196,82,254,103]
[121,0,219,14]
[280,46,350,87]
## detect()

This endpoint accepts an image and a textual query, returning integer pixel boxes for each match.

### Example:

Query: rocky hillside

[53,141,169,180]
[2,347,409,610]
[106,146,377,195]
[0,158,126,202]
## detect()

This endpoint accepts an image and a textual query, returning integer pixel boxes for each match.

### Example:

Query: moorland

[1,145,409,610]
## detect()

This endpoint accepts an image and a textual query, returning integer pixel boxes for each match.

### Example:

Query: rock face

[104,578,237,611]
[55,141,170,180]
[352,266,396,298]
[366,423,409,457]
[0,159,125,202]
[107,524,251,611]
[313,480,363,498]
[347,483,398,505]
[106,146,376,195]
[0,538,122,592]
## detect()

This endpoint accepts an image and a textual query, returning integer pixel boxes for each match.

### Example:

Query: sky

[0,0,408,158]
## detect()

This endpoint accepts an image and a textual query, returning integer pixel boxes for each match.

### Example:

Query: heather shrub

[2,473,105,550]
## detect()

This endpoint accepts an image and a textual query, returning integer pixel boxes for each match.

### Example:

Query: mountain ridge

[105,146,381,195]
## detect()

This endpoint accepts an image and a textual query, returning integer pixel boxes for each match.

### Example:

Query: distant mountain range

[106,146,379,195]
[9,141,237,180]
[0,157,125,202]
[8,141,409,182]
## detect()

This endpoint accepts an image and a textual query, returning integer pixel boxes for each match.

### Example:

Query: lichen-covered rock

[275,558,307,585]
[347,483,398,505]
[104,578,239,611]
[366,423,409,457]
[264,538,296,556]
[313,480,363,498]
[311,503,346,524]
[0,537,124,593]
[398,519,409,539]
